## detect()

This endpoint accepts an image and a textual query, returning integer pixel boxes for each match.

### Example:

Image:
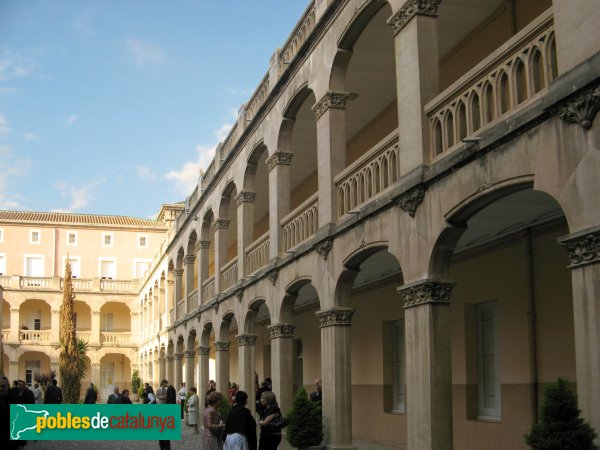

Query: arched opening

[19,299,51,342]
[99,353,131,402]
[470,92,481,132]
[18,351,51,387]
[99,302,131,345]
[514,59,527,104]
[200,210,216,302]
[218,182,239,291]
[498,71,510,115]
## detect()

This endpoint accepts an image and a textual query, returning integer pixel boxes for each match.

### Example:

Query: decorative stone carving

[236,334,258,346]
[397,185,427,217]
[173,269,184,277]
[184,255,195,265]
[215,341,231,352]
[174,353,183,361]
[165,356,174,363]
[314,238,333,261]
[557,84,600,130]
[157,357,166,364]
[197,346,211,356]
[184,350,195,358]
[268,324,296,339]
[213,219,230,230]
[235,191,257,206]
[160,288,165,294]
[397,280,455,308]
[316,308,355,327]
[266,152,294,171]
[167,280,174,286]
[312,91,355,121]
[267,268,279,285]
[51,309,60,315]
[388,0,441,35]
[235,289,244,302]
[194,241,202,253]
[199,240,211,250]
[558,227,600,268]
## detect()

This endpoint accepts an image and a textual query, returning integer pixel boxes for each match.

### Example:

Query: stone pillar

[215,341,230,394]
[388,1,440,173]
[317,308,355,450]
[184,255,195,305]
[50,361,60,385]
[166,356,174,385]
[131,312,140,345]
[9,308,20,342]
[558,227,600,435]
[167,279,174,324]
[313,91,350,226]
[235,191,256,277]
[91,310,101,346]
[398,280,454,450]
[153,357,159,386]
[50,309,60,345]
[237,334,258,412]
[198,241,211,304]
[159,288,166,329]
[174,353,183,389]
[9,360,19,381]
[197,346,211,413]
[266,151,293,258]
[213,220,230,294]
[268,324,295,414]
[91,362,101,388]
[173,269,184,318]
[158,357,166,386]
[185,350,195,390]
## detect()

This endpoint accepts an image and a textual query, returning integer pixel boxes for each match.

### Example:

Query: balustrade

[20,330,51,342]
[220,259,238,292]
[245,232,270,275]
[246,75,269,122]
[0,276,11,288]
[76,331,91,342]
[201,276,215,302]
[187,290,198,313]
[280,2,316,64]
[20,277,51,289]
[281,194,319,252]
[100,332,131,345]
[176,301,185,319]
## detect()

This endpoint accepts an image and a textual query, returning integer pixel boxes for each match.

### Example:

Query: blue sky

[0,0,309,218]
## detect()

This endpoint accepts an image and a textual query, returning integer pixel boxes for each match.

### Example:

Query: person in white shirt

[32,383,43,404]
[178,383,187,419]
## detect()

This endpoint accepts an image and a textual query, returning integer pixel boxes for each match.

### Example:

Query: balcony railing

[246,232,270,275]
[426,9,556,158]
[187,290,198,313]
[280,2,316,65]
[202,275,215,302]
[20,330,51,342]
[76,331,91,342]
[176,301,185,319]
[169,308,175,324]
[0,276,11,288]
[220,259,238,292]
[335,130,400,218]
[100,279,137,292]
[281,193,319,252]
[100,332,131,345]
[21,277,52,289]
[246,74,269,123]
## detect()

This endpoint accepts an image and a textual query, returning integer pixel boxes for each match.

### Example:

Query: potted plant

[286,387,324,450]
[131,370,141,402]
[525,378,598,450]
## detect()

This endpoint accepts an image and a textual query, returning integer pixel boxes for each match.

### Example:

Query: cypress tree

[286,387,323,448]
[59,259,81,403]
[526,378,598,450]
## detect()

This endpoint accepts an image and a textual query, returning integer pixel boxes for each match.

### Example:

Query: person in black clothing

[258,391,282,450]
[310,378,322,402]
[0,376,19,450]
[225,390,257,450]
[121,389,133,404]
[255,379,271,416]
[84,383,98,404]
[107,386,122,404]
[44,379,63,404]
[15,380,35,404]
[159,379,176,450]
[142,383,151,404]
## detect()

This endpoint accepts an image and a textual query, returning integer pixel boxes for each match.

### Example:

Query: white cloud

[23,132,38,141]
[136,165,156,180]
[124,38,166,67]
[0,113,10,135]
[0,144,31,209]
[65,114,78,127]
[55,179,105,211]
[0,49,35,82]
[215,123,233,141]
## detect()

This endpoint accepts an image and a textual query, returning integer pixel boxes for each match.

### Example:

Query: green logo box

[10,404,181,440]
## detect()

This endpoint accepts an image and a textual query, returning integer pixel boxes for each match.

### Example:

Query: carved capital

[91,362,101,369]
[236,334,258,346]
[167,279,174,286]
[174,353,183,361]
[92,310,101,316]
[268,324,296,339]
[184,350,196,359]
[194,241,202,252]
[159,288,165,295]
[10,308,20,313]
[558,226,600,268]
[197,346,211,356]
[267,268,279,285]
[165,356,174,363]
[312,91,355,120]
[397,280,455,308]
[265,151,293,171]
[173,269,184,277]
[388,0,441,35]
[235,191,257,206]
[397,185,426,217]
[557,84,600,130]
[215,341,230,352]
[51,309,61,315]
[157,357,166,364]
[316,307,355,327]
[213,219,230,231]
[199,240,211,250]
[314,238,333,261]
[184,255,195,265]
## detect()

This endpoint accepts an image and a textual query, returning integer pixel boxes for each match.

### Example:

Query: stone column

[91,310,101,346]
[166,356,174,385]
[558,227,600,434]
[9,360,19,382]
[131,312,140,345]
[388,1,440,173]
[268,323,295,414]
[184,255,195,306]
[235,191,256,277]
[159,288,166,329]
[213,220,230,294]
[174,353,183,389]
[317,308,355,450]
[173,269,184,319]
[313,91,350,226]
[197,346,211,413]
[9,308,20,342]
[153,356,159,386]
[158,356,166,386]
[266,151,293,258]
[215,341,230,394]
[167,279,174,324]
[185,350,195,390]
[50,309,60,345]
[197,241,211,304]
[398,280,454,450]
[50,361,60,385]
[237,334,258,412]
[91,362,101,388]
